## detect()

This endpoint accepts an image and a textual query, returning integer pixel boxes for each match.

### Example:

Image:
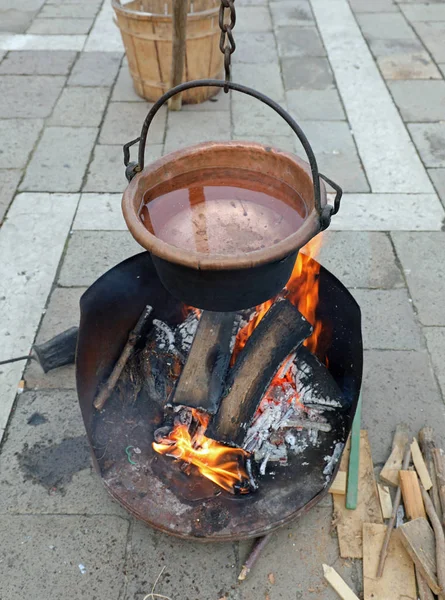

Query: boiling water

[139,174,307,256]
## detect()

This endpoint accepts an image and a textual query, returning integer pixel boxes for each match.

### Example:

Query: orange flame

[153,409,250,494]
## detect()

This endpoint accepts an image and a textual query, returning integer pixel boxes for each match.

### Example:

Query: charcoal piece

[206,299,313,447]
[33,326,78,373]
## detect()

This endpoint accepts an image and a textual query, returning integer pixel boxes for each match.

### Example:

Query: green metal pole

[346,393,362,510]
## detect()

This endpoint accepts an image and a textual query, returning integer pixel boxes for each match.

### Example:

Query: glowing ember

[153,408,250,494]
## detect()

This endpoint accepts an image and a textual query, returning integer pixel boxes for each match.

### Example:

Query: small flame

[153,409,250,494]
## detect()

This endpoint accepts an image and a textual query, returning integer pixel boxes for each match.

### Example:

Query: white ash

[323,442,344,476]
[175,313,199,354]
[153,319,177,353]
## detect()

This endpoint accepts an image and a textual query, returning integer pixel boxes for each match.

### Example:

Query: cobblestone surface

[0,1,444,597]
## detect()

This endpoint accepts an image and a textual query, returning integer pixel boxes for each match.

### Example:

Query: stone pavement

[0,0,445,598]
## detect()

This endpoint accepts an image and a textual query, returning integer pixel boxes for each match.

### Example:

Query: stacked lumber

[326,422,445,600]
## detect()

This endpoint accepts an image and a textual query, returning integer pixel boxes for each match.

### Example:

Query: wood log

[397,518,440,595]
[169,311,236,414]
[380,422,410,487]
[433,448,445,525]
[399,470,427,520]
[33,326,78,373]
[206,300,312,447]
[168,0,188,111]
[420,485,445,598]
[412,437,433,491]
[419,427,442,523]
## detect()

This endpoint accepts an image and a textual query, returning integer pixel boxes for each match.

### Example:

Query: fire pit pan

[76,252,363,541]
[122,80,343,311]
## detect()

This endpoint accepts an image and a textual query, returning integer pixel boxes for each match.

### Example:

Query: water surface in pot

[138,168,308,255]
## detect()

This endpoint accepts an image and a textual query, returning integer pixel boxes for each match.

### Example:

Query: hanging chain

[219,0,236,92]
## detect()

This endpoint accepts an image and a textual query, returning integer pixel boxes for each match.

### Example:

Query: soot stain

[18,436,91,491]
[27,412,48,426]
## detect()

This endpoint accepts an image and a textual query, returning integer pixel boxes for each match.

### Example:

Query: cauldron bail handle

[123,79,343,230]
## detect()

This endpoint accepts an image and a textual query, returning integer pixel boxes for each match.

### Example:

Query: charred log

[206,299,313,447]
[169,311,237,414]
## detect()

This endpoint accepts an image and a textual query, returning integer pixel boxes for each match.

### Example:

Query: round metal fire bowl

[123,141,327,311]
[76,252,363,542]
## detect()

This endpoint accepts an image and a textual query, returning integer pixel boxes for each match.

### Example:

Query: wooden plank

[346,393,362,510]
[380,423,410,487]
[334,430,383,559]
[363,523,417,600]
[329,470,347,495]
[433,448,445,525]
[322,564,360,600]
[419,427,442,522]
[168,0,188,111]
[397,518,440,595]
[399,470,426,520]
[416,566,436,600]
[377,483,393,519]
[411,437,433,491]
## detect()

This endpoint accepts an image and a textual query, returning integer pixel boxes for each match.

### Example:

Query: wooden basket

[112,0,223,104]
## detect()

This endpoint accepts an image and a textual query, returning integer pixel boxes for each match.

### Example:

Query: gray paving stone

[0,515,128,599]
[68,51,122,87]
[27,17,93,34]
[0,168,22,223]
[165,110,228,153]
[100,102,166,145]
[24,287,85,391]
[362,350,445,464]
[411,22,445,62]
[83,144,163,193]
[351,289,423,350]
[48,87,109,127]
[369,38,425,57]
[39,3,99,18]
[318,231,404,289]
[286,89,345,120]
[408,123,445,168]
[0,75,65,118]
[0,388,127,516]
[235,6,272,31]
[440,64,445,78]
[357,12,417,41]
[238,0,268,4]
[425,327,445,398]
[58,231,142,286]
[400,3,445,21]
[0,9,38,32]
[232,32,278,64]
[181,89,231,111]
[0,50,4,63]
[276,26,326,57]
[429,168,445,207]
[111,60,144,102]
[392,232,445,326]
[349,0,398,11]
[270,0,315,26]
[295,121,370,192]
[282,57,334,90]
[125,522,238,600]
[377,53,441,79]
[388,81,445,122]
[232,62,284,102]
[239,497,360,600]
[20,127,97,192]
[0,118,43,168]
[0,50,77,74]
[232,95,290,138]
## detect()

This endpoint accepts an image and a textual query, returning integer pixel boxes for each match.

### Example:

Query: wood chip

[323,564,360,600]
[377,483,393,519]
[268,573,275,585]
[333,431,383,558]
[399,470,426,520]
[380,423,409,487]
[411,437,433,491]
[363,523,416,600]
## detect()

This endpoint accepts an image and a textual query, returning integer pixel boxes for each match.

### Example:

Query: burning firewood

[206,299,313,447]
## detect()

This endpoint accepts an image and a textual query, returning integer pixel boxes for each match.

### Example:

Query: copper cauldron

[122,80,342,311]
